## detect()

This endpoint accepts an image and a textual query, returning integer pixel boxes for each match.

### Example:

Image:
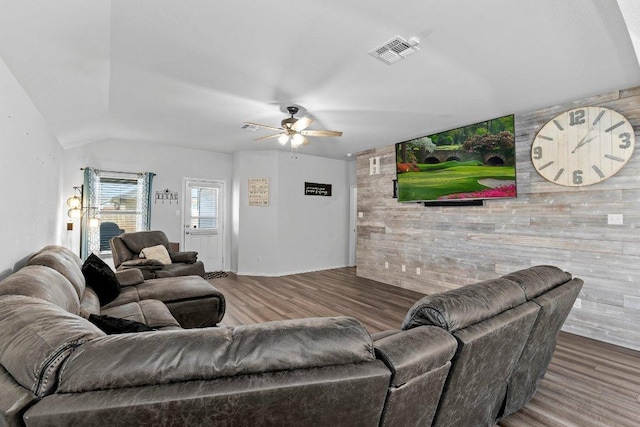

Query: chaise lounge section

[26,245,225,328]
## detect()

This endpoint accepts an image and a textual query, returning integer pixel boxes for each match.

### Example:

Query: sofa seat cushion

[101,300,181,330]
[0,295,104,397]
[100,286,141,309]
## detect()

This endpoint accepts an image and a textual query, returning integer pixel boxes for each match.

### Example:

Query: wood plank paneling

[210,268,640,426]
[356,87,640,352]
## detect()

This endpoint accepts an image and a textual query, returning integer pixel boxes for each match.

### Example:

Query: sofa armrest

[170,251,198,264]
[114,269,145,287]
[118,259,164,270]
[374,326,457,386]
[57,316,375,393]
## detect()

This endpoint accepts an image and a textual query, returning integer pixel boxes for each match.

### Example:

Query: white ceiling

[1,0,639,159]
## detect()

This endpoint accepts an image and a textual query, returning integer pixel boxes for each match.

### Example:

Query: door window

[189,186,218,230]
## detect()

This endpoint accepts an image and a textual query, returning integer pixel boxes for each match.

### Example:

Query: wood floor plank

[209,267,640,426]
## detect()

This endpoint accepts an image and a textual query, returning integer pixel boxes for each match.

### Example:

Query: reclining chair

[110,230,205,279]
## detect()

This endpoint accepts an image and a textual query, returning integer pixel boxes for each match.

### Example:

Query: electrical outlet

[384,261,389,269]
[607,214,623,225]
[416,267,421,275]
[401,264,406,272]
[358,212,364,218]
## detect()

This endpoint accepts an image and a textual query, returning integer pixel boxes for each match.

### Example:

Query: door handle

[185,231,190,235]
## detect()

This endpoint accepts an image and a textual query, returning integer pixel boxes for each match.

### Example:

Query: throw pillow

[140,244,172,265]
[81,253,121,306]
[88,314,155,334]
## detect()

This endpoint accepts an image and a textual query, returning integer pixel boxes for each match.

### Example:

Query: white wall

[276,151,351,274]
[0,57,63,277]
[233,151,280,275]
[233,150,352,275]
[63,140,233,270]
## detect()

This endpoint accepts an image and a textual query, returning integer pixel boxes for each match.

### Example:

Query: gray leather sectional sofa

[0,244,582,427]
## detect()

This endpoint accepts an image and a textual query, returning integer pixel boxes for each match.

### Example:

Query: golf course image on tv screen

[395,114,516,203]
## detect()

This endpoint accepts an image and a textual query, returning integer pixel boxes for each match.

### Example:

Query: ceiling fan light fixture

[278,134,290,145]
[291,133,305,148]
[247,105,341,149]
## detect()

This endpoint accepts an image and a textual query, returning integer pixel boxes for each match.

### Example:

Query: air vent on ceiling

[369,35,420,65]
[240,123,260,131]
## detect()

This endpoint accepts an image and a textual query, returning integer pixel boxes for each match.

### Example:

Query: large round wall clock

[531,106,635,186]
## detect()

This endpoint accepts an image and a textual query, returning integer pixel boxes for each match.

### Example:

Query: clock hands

[571,133,599,153]
[571,114,603,153]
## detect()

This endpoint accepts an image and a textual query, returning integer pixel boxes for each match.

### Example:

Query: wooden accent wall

[356,87,640,351]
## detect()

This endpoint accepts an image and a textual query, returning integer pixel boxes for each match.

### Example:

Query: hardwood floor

[210,267,640,427]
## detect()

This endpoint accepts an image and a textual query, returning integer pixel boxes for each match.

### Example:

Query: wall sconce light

[66,186,99,228]
[67,186,82,218]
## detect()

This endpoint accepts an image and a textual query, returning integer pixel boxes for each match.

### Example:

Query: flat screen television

[395,114,516,204]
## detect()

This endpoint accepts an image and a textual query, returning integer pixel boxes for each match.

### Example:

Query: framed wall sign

[248,178,269,206]
[304,182,332,196]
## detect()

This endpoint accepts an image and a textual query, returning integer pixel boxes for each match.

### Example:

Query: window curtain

[80,168,154,260]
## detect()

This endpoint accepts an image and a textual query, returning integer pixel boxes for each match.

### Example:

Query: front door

[182,178,225,272]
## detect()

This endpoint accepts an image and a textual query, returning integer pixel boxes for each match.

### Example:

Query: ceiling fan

[244,106,343,148]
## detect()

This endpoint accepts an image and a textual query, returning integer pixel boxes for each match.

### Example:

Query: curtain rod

[80,167,156,176]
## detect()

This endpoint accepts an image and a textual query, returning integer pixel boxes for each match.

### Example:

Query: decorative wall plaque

[248,178,269,206]
[304,182,332,196]
[155,188,179,204]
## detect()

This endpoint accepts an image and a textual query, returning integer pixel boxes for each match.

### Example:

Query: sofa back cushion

[433,301,540,426]
[0,295,104,397]
[402,278,526,332]
[503,278,583,417]
[502,265,572,300]
[0,266,81,315]
[58,316,374,393]
[120,231,171,255]
[27,245,86,299]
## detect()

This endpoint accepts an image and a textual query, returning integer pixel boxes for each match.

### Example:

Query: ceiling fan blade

[254,133,284,141]
[291,116,313,131]
[302,136,310,146]
[300,130,343,137]
[244,122,284,132]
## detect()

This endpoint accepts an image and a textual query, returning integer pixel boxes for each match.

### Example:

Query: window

[81,168,154,259]
[189,186,218,230]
